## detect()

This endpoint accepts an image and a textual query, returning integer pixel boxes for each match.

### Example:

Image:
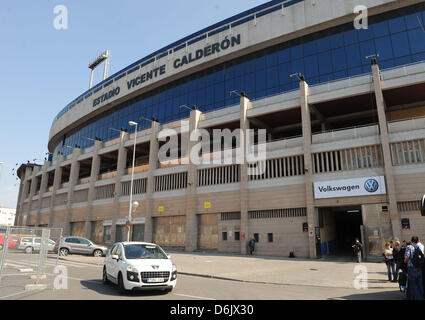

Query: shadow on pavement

[80,280,171,298]
[333,289,404,300]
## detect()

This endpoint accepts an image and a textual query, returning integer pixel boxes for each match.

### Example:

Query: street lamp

[127,121,138,241]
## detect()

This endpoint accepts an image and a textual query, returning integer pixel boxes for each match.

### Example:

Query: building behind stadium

[15,0,425,259]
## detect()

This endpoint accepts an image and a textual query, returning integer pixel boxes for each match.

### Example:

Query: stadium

[16,0,425,259]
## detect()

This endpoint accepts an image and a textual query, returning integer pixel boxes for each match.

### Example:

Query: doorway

[318,206,363,257]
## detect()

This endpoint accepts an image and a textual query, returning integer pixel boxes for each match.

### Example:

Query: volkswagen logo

[152,265,159,270]
[364,179,379,193]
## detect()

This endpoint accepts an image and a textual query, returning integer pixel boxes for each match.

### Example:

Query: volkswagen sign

[364,179,379,193]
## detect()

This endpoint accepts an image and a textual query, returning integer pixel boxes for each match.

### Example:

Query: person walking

[404,236,425,300]
[248,238,256,255]
[384,242,397,282]
[352,238,363,263]
[393,240,401,282]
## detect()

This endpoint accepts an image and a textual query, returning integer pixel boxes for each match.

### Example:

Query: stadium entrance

[317,206,363,257]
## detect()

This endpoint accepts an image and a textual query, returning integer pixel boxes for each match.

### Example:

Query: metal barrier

[0,226,63,293]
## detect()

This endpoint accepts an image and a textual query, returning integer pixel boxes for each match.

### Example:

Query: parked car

[16,237,56,254]
[0,235,21,250]
[102,242,177,294]
[56,236,108,257]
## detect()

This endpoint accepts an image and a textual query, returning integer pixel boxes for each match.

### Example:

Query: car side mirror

[167,255,171,259]
[111,255,119,261]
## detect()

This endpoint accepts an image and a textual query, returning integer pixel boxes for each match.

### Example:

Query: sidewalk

[55,251,399,289]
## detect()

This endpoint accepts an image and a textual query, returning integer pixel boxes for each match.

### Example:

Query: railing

[390,139,425,166]
[249,154,304,181]
[312,124,379,144]
[154,172,188,192]
[198,164,240,187]
[312,144,383,174]
[95,184,115,200]
[121,178,147,196]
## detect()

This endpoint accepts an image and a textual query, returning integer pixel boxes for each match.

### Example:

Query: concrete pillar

[111,131,129,242]
[185,109,203,252]
[17,167,32,226]
[85,140,103,240]
[299,80,316,259]
[35,160,50,226]
[371,63,401,239]
[64,148,82,235]
[26,167,40,224]
[49,154,64,228]
[144,121,160,243]
[240,96,251,255]
[15,179,24,226]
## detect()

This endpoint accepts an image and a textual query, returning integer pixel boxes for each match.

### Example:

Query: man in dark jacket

[352,238,363,263]
[248,238,256,255]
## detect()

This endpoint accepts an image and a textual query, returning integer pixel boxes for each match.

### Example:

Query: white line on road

[173,293,216,300]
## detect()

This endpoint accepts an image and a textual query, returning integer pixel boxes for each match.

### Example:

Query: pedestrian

[404,236,425,300]
[418,238,425,295]
[417,239,425,254]
[248,238,256,255]
[384,242,397,282]
[393,240,401,281]
[352,238,363,263]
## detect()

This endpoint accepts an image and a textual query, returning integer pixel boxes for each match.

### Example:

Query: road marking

[173,293,216,300]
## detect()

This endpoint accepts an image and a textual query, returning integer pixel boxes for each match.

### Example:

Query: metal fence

[0,226,63,291]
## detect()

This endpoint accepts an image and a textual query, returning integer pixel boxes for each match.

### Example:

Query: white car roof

[119,241,160,246]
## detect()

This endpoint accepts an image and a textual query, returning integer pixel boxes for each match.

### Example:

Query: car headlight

[126,265,139,273]
[126,265,140,282]
[171,264,177,280]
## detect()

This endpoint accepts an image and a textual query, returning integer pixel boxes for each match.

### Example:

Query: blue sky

[0,0,266,208]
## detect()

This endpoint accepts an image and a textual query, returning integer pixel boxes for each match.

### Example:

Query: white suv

[102,242,177,294]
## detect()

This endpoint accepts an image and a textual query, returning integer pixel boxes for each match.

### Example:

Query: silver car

[17,237,56,254]
[57,236,108,257]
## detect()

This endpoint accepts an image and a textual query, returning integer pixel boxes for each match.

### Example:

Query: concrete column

[49,155,64,228]
[144,121,160,243]
[15,180,24,226]
[64,148,82,235]
[371,63,401,239]
[26,167,40,224]
[35,160,50,226]
[17,167,32,226]
[240,96,251,255]
[85,140,103,239]
[299,80,316,259]
[111,131,129,242]
[185,109,203,252]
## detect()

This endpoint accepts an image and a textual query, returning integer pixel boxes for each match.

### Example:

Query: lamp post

[127,121,138,241]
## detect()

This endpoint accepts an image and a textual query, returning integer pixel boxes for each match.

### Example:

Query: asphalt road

[0,252,403,300]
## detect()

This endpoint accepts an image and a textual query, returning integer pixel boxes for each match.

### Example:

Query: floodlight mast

[88,50,110,89]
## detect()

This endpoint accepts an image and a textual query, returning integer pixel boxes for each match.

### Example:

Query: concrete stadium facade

[16,0,425,259]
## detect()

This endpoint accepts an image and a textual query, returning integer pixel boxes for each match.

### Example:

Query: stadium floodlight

[365,53,380,65]
[289,73,305,81]
[88,50,110,89]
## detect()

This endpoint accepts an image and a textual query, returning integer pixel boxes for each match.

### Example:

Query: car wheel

[25,247,33,254]
[117,273,127,294]
[59,248,69,256]
[102,267,110,285]
[93,249,103,257]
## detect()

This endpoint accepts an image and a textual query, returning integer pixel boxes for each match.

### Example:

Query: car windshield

[124,244,168,260]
